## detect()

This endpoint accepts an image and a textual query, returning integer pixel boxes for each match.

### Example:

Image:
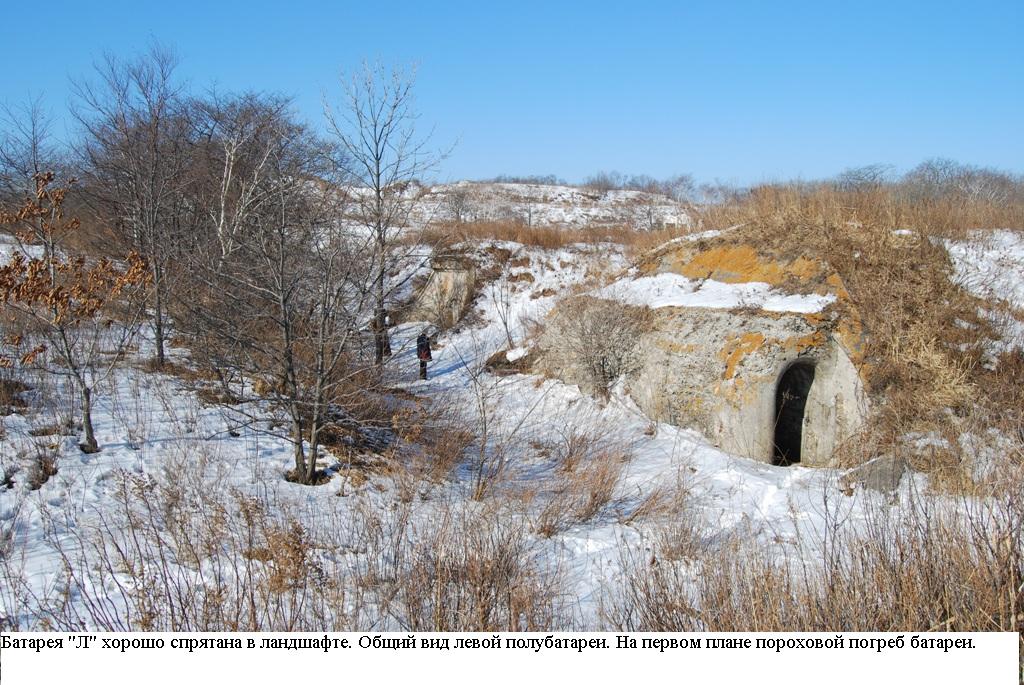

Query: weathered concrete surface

[625,308,868,466]
[535,240,871,467]
[406,255,476,328]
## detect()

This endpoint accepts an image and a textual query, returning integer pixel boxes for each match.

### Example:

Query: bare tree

[834,164,895,191]
[543,296,652,399]
[72,44,191,368]
[661,174,697,203]
[0,174,150,452]
[0,96,61,200]
[489,251,518,348]
[324,63,448,366]
[903,158,1022,205]
[444,184,473,224]
[583,171,623,194]
[636,196,665,231]
[180,110,371,485]
[189,92,297,268]
[451,338,546,500]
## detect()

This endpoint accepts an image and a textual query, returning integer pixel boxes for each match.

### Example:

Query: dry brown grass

[619,465,696,527]
[653,182,1024,469]
[26,444,58,490]
[415,220,646,251]
[389,399,477,484]
[694,182,1024,241]
[394,504,569,631]
[0,378,29,415]
[534,447,628,538]
[608,455,1024,640]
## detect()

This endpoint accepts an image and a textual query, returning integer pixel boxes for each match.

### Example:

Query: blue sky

[1,1,1021,185]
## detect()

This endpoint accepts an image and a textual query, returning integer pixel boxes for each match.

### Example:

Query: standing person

[416,331,432,380]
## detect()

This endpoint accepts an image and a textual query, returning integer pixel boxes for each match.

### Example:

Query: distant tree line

[834,159,1024,205]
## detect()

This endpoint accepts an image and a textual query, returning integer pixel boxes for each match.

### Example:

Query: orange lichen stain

[836,315,866,362]
[657,340,700,354]
[714,375,769,407]
[788,256,821,280]
[729,378,748,400]
[641,243,846,296]
[718,332,766,380]
[636,259,660,276]
[678,246,780,283]
[826,273,853,301]
[783,330,827,353]
[655,244,830,290]
[683,395,706,417]
[801,311,827,326]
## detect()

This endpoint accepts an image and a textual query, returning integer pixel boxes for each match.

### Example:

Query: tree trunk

[373,238,391,364]
[373,307,391,365]
[306,427,320,484]
[292,419,308,483]
[80,385,100,453]
[152,259,166,368]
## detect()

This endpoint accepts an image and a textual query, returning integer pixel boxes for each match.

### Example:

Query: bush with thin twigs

[539,296,653,399]
[25,443,57,491]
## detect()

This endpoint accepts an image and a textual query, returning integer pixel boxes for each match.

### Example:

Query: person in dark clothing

[416,331,432,380]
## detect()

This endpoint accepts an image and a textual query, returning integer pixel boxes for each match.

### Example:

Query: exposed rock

[840,455,909,493]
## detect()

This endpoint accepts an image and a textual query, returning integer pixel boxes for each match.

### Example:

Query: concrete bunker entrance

[772,360,816,466]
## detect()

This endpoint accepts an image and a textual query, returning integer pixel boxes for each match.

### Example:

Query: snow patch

[595,272,835,313]
[505,347,528,362]
[944,229,1024,354]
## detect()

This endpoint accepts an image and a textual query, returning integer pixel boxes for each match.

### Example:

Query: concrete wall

[406,259,476,328]
[538,303,869,466]
[799,340,869,466]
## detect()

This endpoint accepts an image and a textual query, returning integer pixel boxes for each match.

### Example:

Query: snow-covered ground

[596,272,835,313]
[1,227,1020,630]
[944,229,1024,355]
[403,181,692,230]
[0,232,45,261]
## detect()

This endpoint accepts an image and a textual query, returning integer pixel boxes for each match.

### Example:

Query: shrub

[539,296,653,398]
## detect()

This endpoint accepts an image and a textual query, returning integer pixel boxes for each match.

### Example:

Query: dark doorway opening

[772,362,815,466]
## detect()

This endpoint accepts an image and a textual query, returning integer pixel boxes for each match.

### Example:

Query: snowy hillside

[0,238,858,628]
[4,224,1021,631]
[944,229,1024,357]
[407,181,692,230]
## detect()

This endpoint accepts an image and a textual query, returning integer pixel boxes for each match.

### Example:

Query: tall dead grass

[534,451,628,538]
[606,451,1024,641]
[0,445,574,631]
[394,504,570,631]
[415,220,644,251]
